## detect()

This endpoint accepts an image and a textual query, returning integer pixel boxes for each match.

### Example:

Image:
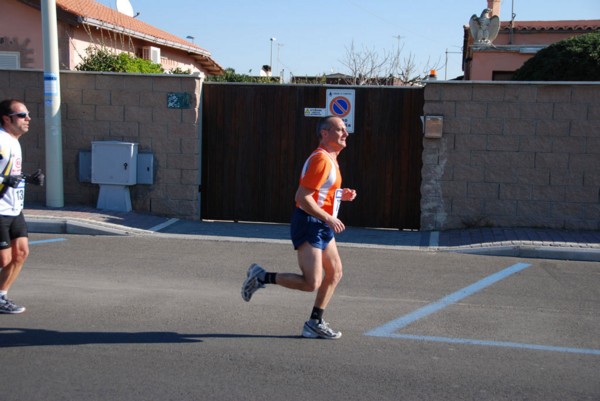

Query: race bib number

[333,189,343,218]
[15,181,25,210]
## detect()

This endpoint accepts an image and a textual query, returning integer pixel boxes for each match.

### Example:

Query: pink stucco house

[0,0,223,77]
[463,0,599,80]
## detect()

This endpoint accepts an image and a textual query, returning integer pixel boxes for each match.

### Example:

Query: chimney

[487,0,501,17]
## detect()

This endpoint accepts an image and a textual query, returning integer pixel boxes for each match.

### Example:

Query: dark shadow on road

[194,333,301,340]
[0,328,300,347]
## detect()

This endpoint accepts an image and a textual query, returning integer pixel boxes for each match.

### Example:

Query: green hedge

[76,48,163,74]
[512,31,600,81]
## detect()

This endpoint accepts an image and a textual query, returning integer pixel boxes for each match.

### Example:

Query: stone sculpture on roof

[469,8,501,45]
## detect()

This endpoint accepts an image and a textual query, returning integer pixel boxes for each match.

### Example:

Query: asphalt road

[1,233,599,401]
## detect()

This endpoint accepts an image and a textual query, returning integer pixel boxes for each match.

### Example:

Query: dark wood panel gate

[201,83,424,229]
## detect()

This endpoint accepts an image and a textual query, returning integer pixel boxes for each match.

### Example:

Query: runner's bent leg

[313,238,342,309]
[273,242,323,291]
[0,237,29,291]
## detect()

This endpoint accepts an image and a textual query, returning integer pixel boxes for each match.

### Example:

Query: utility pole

[445,48,463,80]
[41,0,64,207]
[393,35,403,51]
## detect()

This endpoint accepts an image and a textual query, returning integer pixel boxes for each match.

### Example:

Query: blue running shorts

[290,208,334,250]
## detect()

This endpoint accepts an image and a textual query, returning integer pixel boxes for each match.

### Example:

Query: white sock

[0,290,7,299]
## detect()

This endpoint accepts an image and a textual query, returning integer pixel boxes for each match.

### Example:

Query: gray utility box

[136,153,154,185]
[91,141,138,212]
[79,150,154,185]
[91,141,138,185]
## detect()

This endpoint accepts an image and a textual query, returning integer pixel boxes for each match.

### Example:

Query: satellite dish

[116,0,134,17]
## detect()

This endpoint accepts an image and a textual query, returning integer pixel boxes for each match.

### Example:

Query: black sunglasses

[9,112,29,118]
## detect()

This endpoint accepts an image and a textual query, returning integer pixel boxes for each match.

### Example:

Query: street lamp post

[269,37,276,76]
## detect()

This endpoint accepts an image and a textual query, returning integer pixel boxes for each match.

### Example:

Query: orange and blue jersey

[297,146,343,218]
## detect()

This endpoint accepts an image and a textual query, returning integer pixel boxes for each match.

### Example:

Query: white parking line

[366,263,531,336]
[30,238,67,245]
[365,262,600,355]
[149,218,179,232]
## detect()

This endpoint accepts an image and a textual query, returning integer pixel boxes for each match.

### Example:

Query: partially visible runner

[0,99,45,314]
[242,116,357,339]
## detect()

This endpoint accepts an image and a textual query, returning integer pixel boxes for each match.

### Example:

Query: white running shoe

[302,319,342,339]
[0,295,26,314]
[241,263,266,302]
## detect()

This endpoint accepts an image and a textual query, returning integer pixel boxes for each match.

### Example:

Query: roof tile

[57,0,210,55]
[500,19,600,31]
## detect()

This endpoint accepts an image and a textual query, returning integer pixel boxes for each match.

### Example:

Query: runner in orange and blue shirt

[242,116,357,339]
[297,146,343,220]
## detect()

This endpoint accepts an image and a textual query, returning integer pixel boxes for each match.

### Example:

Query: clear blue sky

[99,0,599,80]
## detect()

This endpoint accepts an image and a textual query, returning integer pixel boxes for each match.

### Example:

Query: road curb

[26,217,152,236]
[25,216,600,262]
[446,244,600,262]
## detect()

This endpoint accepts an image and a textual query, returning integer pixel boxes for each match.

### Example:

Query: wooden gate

[201,83,424,229]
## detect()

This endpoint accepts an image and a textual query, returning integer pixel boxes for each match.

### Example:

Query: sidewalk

[23,205,600,262]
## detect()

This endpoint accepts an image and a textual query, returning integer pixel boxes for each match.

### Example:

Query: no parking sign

[303,88,356,133]
[327,88,355,133]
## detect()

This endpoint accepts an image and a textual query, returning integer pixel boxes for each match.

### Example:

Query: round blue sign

[329,96,351,117]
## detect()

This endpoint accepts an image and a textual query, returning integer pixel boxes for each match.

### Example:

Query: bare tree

[340,40,442,86]
[340,41,391,85]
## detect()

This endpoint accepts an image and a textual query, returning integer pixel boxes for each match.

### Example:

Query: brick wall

[421,82,600,230]
[0,69,202,219]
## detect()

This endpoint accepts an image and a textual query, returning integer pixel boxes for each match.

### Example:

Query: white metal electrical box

[136,152,154,185]
[91,141,138,185]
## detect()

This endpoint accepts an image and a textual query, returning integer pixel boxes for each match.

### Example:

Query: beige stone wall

[3,70,599,229]
[421,82,600,231]
[0,69,202,220]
